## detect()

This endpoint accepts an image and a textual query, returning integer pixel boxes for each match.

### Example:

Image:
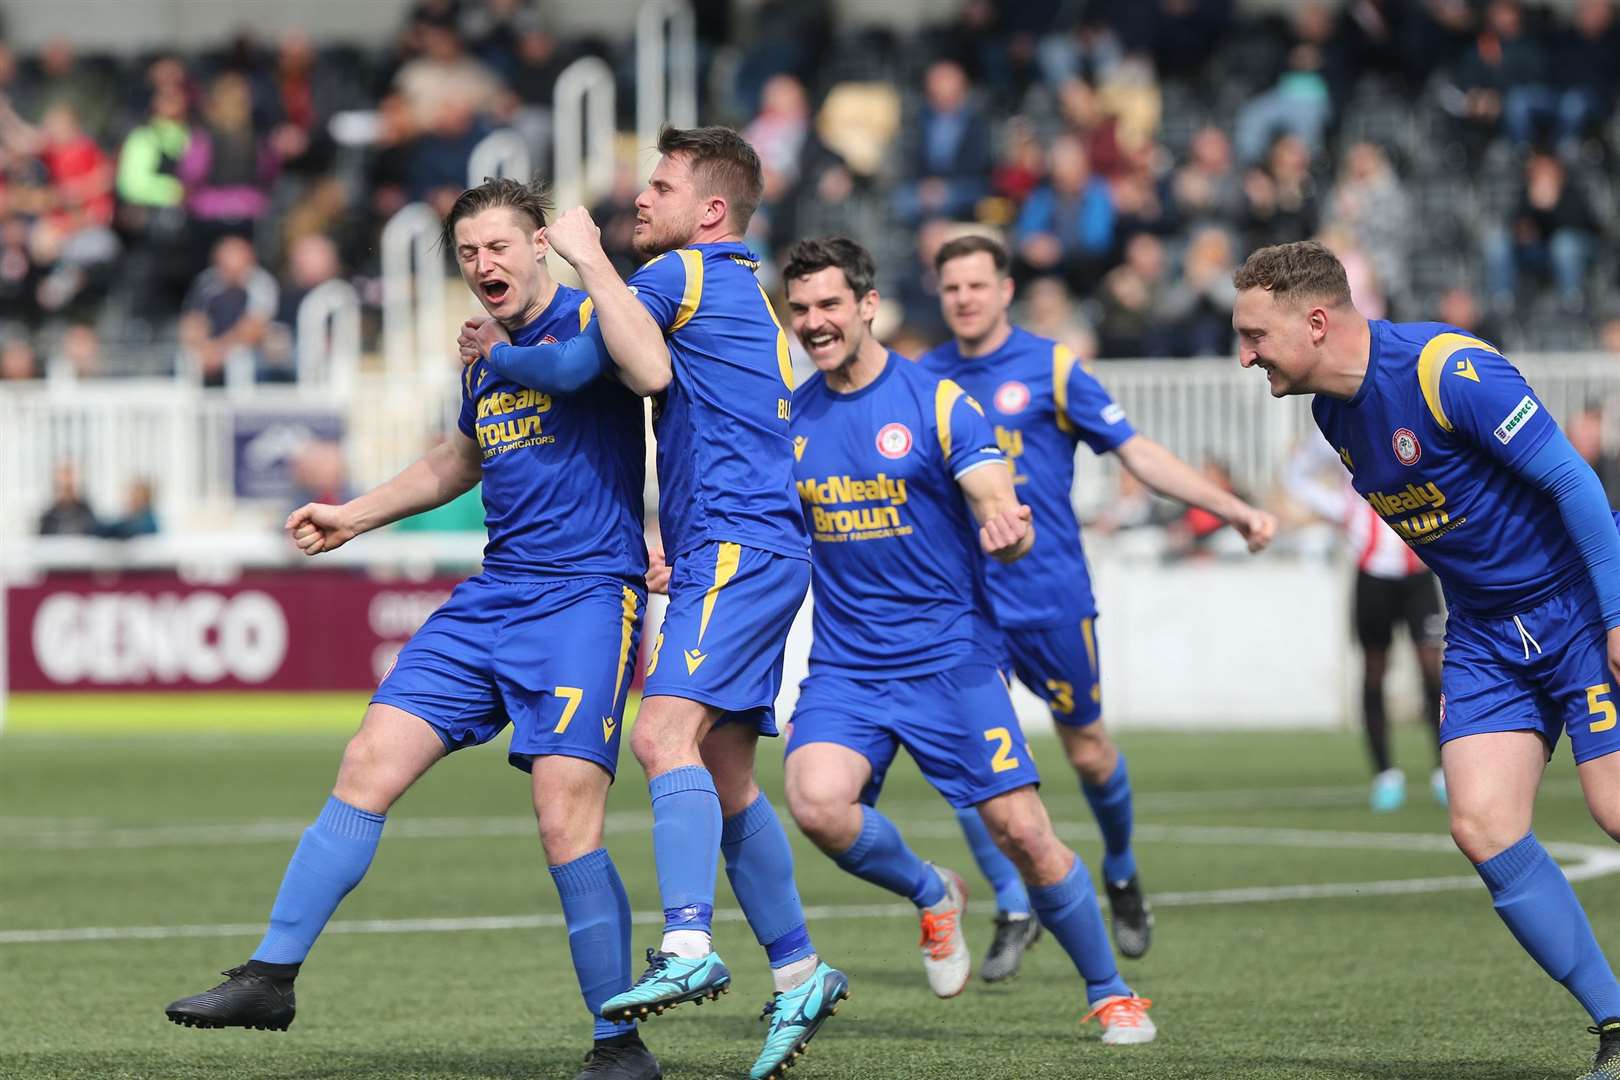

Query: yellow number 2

[983,727,1020,773]
[552,686,584,734]
[1589,684,1617,733]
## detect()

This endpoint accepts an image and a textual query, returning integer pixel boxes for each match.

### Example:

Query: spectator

[1555,0,1620,154]
[289,438,353,508]
[1242,133,1320,253]
[1325,142,1412,307]
[1096,232,1173,358]
[32,38,115,141]
[1168,458,1246,557]
[265,232,343,381]
[1232,2,1337,164]
[503,15,566,106]
[46,323,102,383]
[1159,226,1238,356]
[1,334,39,380]
[9,101,115,231]
[1170,126,1245,230]
[1013,275,1099,362]
[1011,135,1115,293]
[99,478,159,538]
[180,73,279,261]
[746,74,812,196]
[1437,285,1505,347]
[38,460,98,536]
[894,60,992,225]
[988,118,1046,212]
[179,235,279,388]
[117,81,193,320]
[393,19,503,131]
[0,218,41,328]
[1482,152,1599,311]
[1319,224,1387,319]
[1569,405,1620,507]
[1447,0,1552,151]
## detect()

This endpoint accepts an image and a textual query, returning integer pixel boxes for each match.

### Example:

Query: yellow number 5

[984,727,1020,773]
[553,686,584,734]
[1588,684,1617,733]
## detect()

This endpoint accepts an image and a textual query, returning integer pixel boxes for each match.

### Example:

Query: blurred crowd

[2,0,1620,391]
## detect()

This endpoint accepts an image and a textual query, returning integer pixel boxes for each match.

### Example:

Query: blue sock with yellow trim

[834,805,945,907]
[1082,755,1136,885]
[252,795,385,964]
[549,848,638,1042]
[1475,832,1620,1022]
[955,806,1030,916]
[650,765,721,944]
[1028,857,1131,1006]
[722,793,816,969]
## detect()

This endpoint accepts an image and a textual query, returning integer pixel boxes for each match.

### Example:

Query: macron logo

[1493,396,1538,445]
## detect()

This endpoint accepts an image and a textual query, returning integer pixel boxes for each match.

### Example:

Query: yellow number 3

[984,727,1021,773]
[1588,684,1617,733]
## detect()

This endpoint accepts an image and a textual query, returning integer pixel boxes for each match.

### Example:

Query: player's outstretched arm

[548,207,672,396]
[1113,434,1277,552]
[284,433,482,556]
[960,461,1035,563]
[465,315,614,393]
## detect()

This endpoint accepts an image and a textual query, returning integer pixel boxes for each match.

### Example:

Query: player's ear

[704,194,729,230]
[858,289,880,321]
[1000,275,1015,307]
[1308,305,1329,343]
[533,226,550,261]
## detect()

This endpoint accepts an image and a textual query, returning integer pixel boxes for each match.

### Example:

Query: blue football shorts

[1440,584,1620,765]
[642,541,810,736]
[1004,616,1103,728]
[372,573,644,775]
[787,663,1042,808]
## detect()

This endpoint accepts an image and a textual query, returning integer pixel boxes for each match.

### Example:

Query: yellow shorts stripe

[671,249,704,331]
[697,542,742,646]
[1081,617,1100,703]
[610,586,639,709]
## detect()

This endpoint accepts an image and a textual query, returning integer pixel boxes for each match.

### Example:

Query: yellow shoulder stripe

[1416,332,1499,432]
[1053,344,1078,434]
[578,297,595,333]
[935,379,966,462]
[754,282,795,390]
[670,249,704,332]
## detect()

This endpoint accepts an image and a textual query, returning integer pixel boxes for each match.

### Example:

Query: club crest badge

[875,422,913,459]
[994,380,1030,414]
[1392,428,1421,466]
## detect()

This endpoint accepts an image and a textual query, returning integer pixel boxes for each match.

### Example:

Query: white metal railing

[7,354,1620,543]
[552,56,617,212]
[636,0,697,174]
[467,128,532,187]
[380,202,448,381]
[295,279,363,395]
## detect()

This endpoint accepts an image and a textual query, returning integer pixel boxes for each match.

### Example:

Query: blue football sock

[722,793,816,968]
[1083,755,1137,885]
[1028,857,1130,1006]
[1475,832,1620,1022]
[550,848,637,1042]
[650,765,721,935]
[955,806,1031,916]
[251,796,385,965]
[833,804,944,908]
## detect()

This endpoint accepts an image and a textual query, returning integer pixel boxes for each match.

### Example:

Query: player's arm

[1113,435,1277,552]
[286,432,482,556]
[464,315,613,393]
[547,207,671,395]
[959,460,1034,563]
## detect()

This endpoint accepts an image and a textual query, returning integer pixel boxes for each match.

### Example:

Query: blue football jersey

[1312,320,1583,617]
[457,284,647,580]
[791,352,1007,677]
[918,328,1136,627]
[626,243,807,562]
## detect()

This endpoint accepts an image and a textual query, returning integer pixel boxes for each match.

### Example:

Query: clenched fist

[458,316,510,366]
[980,504,1034,563]
[285,502,357,556]
[545,206,605,267]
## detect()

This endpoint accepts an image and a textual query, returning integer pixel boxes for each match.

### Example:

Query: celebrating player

[1233,239,1620,1080]
[917,235,1276,978]
[459,127,845,1080]
[780,235,1156,1043]
[164,178,661,1080]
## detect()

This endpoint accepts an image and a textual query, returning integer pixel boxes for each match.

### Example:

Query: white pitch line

[8,829,1620,947]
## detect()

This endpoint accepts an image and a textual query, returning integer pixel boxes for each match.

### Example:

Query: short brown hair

[658,125,764,234]
[782,236,877,299]
[1232,241,1352,307]
[442,176,553,250]
[934,234,1010,277]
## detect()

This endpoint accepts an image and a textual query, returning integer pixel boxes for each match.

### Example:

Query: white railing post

[381,202,447,380]
[468,129,532,186]
[553,56,617,212]
[637,0,696,173]
[296,279,363,395]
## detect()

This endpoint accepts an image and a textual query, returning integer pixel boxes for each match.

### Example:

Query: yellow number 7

[553,686,584,734]
[983,727,1020,773]
[1588,684,1617,733]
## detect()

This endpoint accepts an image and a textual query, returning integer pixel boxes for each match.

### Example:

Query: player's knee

[629,719,676,773]
[333,732,391,810]
[989,809,1054,871]
[1588,804,1620,846]
[1064,728,1115,781]
[1448,807,1525,864]
[786,788,857,852]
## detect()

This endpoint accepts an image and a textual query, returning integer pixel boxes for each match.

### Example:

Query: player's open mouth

[805,331,839,351]
[481,280,510,303]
